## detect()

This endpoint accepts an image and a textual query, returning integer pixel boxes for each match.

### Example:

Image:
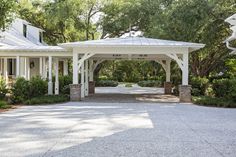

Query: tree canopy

[1,0,236,82]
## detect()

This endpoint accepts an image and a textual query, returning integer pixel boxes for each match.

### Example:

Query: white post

[39,57,43,77]
[48,56,53,95]
[4,58,8,84]
[182,53,189,85]
[166,60,171,82]
[73,51,78,84]
[63,59,69,76]
[16,56,20,77]
[81,60,85,98]
[54,58,59,95]
[85,60,89,96]
[89,59,94,81]
[25,57,30,80]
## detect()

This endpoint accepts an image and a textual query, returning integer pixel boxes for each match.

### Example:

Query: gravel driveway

[0,102,236,157]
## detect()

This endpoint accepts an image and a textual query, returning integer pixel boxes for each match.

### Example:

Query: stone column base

[69,84,81,101]
[164,82,172,94]
[89,81,95,94]
[179,85,192,102]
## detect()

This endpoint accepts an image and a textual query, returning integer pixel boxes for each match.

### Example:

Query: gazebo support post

[179,53,192,102]
[80,60,85,98]
[63,59,69,76]
[89,59,95,94]
[16,56,20,77]
[70,51,81,101]
[85,60,89,96]
[48,56,53,95]
[164,60,172,94]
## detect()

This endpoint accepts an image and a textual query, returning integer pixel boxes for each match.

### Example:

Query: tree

[0,0,17,31]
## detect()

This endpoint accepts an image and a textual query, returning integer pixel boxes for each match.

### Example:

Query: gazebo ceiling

[59,37,205,52]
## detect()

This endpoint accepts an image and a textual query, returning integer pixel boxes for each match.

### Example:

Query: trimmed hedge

[24,95,69,105]
[193,96,236,108]
[96,80,118,87]
[190,77,209,96]
[212,79,236,101]
[59,75,72,95]
[137,80,162,87]
[0,76,8,100]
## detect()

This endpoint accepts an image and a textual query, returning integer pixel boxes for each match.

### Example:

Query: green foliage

[59,75,72,95]
[0,76,8,100]
[193,96,236,108]
[0,101,10,109]
[137,80,162,87]
[125,83,133,87]
[24,95,69,105]
[190,76,209,96]
[0,0,17,31]
[11,77,47,104]
[212,79,236,101]
[96,80,118,87]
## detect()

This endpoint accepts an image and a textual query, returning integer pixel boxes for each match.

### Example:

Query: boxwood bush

[190,76,209,96]
[137,80,162,87]
[0,76,8,100]
[24,95,69,105]
[212,78,236,101]
[96,80,118,87]
[59,75,72,95]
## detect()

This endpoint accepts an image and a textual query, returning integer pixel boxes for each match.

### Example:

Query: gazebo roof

[59,37,205,52]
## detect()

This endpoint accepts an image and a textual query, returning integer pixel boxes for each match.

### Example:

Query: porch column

[42,57,47,79]
[4,58,8,84]
[81,60,85,98]
[39,57,43,77]
[54,58,59,95]
[85,60,89,96]
[48,56,53,95]
[179,52,191,102]
[16,56,20,77]
[164,60,172,94]
[63,59,69,76]
[25,57,30,80]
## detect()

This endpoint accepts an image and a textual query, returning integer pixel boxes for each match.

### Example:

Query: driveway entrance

[84,85,179,103]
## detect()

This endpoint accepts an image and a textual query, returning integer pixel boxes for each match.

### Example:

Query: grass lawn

[193,96,236,108]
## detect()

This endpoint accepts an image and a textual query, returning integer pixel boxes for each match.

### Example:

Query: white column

[85,60,89,96]
[25,57,30,80]
[54,58,59,95]
[81,60,85,98]
[4,58,8,84]
[16,56,20,77]
[39,57,43,77]
[63,59,69,76]
[166,60,171,82]
[89,59,94,81]
[48,56,53,95]
[73,51,78,84]
[182,53,189,85]
[42,57,47,79]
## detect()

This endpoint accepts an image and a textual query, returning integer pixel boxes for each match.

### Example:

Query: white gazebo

[225,14,236,54]
[60,37,205,102]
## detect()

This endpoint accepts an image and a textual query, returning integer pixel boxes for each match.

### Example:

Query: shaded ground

[0,102,236,157]
[86,86,179,103]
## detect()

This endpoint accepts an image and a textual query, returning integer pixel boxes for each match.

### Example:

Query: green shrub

[193,96,236,108]
[96,80,118,87]
[24,95,69,105]
[11,77,47,103]
[29,76,48,98]
[0,76,8,100]
[59,75,72,94]
[137,80,162,87]
[212,79,236,101]
[0,101,10,109]
[11,77,30,103]
[125,83,133,87]
[190,77,209,96]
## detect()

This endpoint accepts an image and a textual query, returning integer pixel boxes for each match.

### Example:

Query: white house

[0,18,205,102]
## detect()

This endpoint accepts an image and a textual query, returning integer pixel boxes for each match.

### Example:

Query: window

[23,24,27,37]
[39,32,43,43]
